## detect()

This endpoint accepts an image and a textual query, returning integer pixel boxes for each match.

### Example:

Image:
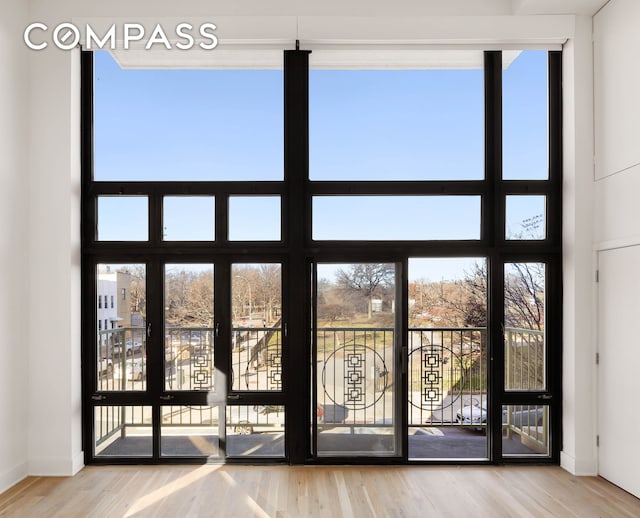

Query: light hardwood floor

[1,465,639,517]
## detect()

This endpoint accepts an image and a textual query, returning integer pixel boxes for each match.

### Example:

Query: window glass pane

[95,406,152,457]
[316,263,397,457]
[164,264,214,392]
[407,258,487,459]
[502,405,550,456]
[231,264,282,392]
[504,263,546,391]
[228,196,281,241]
[226,405,285,457]
[97,264,146,392]
[313,196,481,240]
[97,196,148,241]
[163,196,215,241]
[506,195,546,240]
[94,51,283,181]
[310,57,484,180]
[161,406,220,457]
[503,50,548,180]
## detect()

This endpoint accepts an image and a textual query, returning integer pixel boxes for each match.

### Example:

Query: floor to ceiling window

[82,47,562,464]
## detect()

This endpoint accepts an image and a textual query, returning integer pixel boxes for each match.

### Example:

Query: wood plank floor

[1,465,639,517]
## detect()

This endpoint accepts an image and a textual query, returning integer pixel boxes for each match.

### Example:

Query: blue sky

[94,50,548,281]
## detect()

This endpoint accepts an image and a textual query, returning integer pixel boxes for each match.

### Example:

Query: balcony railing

[94,326,547,453]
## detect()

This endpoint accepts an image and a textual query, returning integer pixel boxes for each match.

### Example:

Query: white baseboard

[0,461,28,495]
[561,451,598,476]
[28,451,84,477]
[71,451,84,476]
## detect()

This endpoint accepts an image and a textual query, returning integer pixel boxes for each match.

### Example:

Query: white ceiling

[512,0,610,15]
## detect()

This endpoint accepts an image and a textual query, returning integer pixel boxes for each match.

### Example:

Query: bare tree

[505,262,544,331]
[254,264,281,325]
[165,269,214,328]
[126,265,147,320]
[336,264,394,319]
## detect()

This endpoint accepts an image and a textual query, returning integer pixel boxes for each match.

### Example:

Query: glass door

[313,262,400,457]
[90,260,287,461]
[407,258,488,460]
[226,263,285,458]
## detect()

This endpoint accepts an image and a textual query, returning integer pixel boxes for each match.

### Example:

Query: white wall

[0,0,603,492]
[27,46,83,476]
[593,0,640,498]
[0,0,31,493]
[560,15,597,476]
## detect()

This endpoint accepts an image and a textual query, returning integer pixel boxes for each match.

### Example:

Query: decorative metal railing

[407,327,486,428]
[94,326,547,451]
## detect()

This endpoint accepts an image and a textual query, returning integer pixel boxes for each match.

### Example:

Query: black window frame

[81,48,562,466]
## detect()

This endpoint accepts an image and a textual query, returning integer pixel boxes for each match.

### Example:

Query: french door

[88,259,287,461]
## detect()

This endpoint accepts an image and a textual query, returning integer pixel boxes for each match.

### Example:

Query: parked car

[113,340,143,357]
[456,400,545,430]
[126,358,146,381]
[317,403,349,424]
[456,400,491,429]
[228,405,285,435]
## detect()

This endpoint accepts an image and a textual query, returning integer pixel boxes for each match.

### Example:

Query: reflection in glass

[96,264,147,392]
[228,196,281,241]
[310,65,484,181]
[94,406,152,457]
[226,405,285,457]
[313,196,481,241]
[163,196,215,241]
[506,196,546,240]
[164,264,214,392]
[408,258,488,459]
[97,196,148,241]
[504,263,546,391]
[231,264,282,392]
[94,51,283,182]
[316,263,396,456]
[161,406,220,457]
[502,405,550,456]
[503,50,548,180]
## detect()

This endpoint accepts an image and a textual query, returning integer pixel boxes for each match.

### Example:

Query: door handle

[159,395,174,401]
[537,394,552,400]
